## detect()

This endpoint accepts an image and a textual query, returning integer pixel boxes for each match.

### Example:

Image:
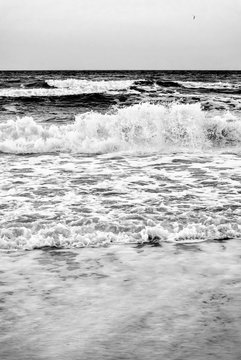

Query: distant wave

[47,78,134,90]
[177,81,241,91]
[3,93,131,108]
[23,80,54,89]
[133,79,241,94]
[0,103,240,154]
[0,79,135,97]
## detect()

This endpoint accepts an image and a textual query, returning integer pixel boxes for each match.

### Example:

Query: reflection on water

[1,241,241,360]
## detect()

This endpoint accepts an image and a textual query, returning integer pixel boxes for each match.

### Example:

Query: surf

[0,103,240,154]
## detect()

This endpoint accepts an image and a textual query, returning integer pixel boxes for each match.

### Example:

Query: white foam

[177,81,240,90]
[141,222,241,244]
[0,103,240,154]
[0,79,134,97]
[46,78,134,91]
[0,220,240,250]
[0,222,133,250]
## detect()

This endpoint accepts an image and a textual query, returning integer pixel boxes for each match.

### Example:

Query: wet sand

[0,240,241,360]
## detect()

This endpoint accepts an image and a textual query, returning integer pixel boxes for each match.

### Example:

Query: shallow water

[1,151,241,249]
[1,241,241,360]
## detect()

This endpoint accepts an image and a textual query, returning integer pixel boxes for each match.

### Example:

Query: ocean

[0,71,241,359]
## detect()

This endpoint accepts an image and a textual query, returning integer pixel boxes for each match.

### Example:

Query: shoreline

[1,240,241,359]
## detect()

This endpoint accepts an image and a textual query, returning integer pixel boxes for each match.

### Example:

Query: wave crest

[0,79,134,98]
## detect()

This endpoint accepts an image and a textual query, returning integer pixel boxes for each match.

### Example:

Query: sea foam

[0,218,240,250]
[177,81,241,91]
[0,79,134,97]
[0,103,240,154]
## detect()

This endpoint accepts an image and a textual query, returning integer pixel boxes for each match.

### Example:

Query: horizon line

[1,69,241,72]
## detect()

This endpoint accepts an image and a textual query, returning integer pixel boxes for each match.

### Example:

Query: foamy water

[1,147,241,250]
[0,103,240,155]
[0,79,134,97]
[1,101,241,250]
[177,80,241,90]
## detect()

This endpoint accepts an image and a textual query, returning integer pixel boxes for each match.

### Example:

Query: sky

[0,0,240,70]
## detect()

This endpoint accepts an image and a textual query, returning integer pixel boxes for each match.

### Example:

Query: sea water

[0,71,241,359]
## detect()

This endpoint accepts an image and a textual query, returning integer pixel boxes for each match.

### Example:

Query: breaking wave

[0,103,240,154]
[177,81,241,92]
[0,79,134,97]
[133,79,241,93]
[46,78,134,92]
[0,217,240,250]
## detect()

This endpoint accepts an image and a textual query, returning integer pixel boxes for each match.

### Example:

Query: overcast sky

[0,0,240,70]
